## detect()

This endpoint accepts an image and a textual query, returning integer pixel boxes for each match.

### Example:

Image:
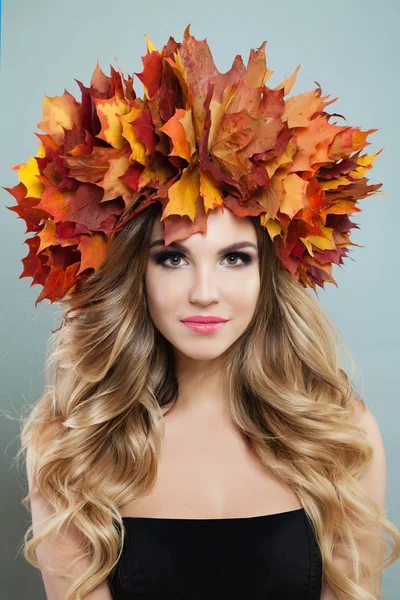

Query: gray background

[1,0,399,597]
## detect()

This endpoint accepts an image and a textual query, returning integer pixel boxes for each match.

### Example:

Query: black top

[107,507,323,599]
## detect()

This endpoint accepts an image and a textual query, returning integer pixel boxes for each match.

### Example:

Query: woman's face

[144,206,260,361]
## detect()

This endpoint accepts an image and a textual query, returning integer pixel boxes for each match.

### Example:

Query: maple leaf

[4,23,384,304]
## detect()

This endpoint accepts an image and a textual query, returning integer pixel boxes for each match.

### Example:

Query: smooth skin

[144,204,260,419]
[123,206,306,522]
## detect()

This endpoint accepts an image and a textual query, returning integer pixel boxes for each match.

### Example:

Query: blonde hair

[15,201,399,599]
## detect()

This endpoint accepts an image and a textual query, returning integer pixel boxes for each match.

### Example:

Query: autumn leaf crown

[4,24,384,306]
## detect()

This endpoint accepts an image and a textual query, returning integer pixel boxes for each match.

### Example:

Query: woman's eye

[223,253,248,266]
[164,253,186,267]
[154,251,252,268]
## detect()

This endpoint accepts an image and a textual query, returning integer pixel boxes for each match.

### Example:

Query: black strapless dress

[107,507,323,599]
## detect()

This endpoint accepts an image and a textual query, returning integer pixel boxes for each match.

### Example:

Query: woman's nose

[188,265,220,305]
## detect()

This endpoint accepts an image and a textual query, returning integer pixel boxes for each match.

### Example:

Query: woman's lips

[181,321,227,333]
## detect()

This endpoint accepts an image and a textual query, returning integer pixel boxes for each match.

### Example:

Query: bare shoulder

[25,421,114,598]
[348,398,387,510]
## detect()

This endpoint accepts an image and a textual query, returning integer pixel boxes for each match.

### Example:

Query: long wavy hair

[16,201,399,599]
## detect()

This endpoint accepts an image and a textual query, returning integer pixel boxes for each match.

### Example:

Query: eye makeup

[152,250,254,269]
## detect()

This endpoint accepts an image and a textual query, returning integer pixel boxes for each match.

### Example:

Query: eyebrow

[149,239,258,255]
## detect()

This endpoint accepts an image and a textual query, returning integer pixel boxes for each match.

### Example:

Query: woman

[10,25,399,600]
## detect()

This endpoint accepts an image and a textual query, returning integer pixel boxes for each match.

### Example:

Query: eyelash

[153,251,253,269]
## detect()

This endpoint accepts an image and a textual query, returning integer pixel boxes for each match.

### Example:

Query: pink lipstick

[182,321,227,333]
[180,315,228,334]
